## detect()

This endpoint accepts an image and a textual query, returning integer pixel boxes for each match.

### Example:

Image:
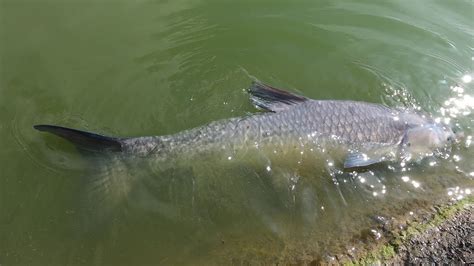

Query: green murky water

[1,0,473,264]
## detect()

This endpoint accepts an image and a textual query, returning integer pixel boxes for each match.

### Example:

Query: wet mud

[329,197,473,265]
[390,202,472,265]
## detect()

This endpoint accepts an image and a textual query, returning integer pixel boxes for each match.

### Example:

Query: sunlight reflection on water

[2,0,474,264]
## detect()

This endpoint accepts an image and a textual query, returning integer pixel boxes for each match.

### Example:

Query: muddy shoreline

[390,203,472,264]
[331,197,473,265]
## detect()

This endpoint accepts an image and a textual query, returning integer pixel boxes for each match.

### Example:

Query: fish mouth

[451,127,465,143]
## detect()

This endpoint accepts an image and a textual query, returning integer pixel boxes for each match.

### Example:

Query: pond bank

[332,197,473,265]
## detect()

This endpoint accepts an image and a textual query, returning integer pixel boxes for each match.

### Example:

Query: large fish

[34,82,457,169]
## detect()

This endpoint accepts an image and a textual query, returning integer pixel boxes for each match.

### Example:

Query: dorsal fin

[248,82,308,112]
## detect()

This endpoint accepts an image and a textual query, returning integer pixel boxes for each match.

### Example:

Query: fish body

[34,82,456,169]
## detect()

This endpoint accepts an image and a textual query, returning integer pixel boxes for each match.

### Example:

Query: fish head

[401,123,456,157]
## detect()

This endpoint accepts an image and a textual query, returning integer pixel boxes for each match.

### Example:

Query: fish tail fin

[79,159,135,232]
[33,124,124,152]
[34,124,130,231]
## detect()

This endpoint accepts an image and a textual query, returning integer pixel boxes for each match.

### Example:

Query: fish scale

[142,100,407,159]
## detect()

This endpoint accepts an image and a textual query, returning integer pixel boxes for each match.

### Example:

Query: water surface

[1,0,473,264]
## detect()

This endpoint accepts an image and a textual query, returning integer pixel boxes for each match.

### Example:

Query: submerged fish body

[34,82,458,227]
[34,82,456,169]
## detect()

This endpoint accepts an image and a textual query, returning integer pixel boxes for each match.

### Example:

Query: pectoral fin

[344,147,396,169]
[344,152,383,168]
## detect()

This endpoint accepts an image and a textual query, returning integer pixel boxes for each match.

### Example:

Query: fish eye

[447,136,453,142]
